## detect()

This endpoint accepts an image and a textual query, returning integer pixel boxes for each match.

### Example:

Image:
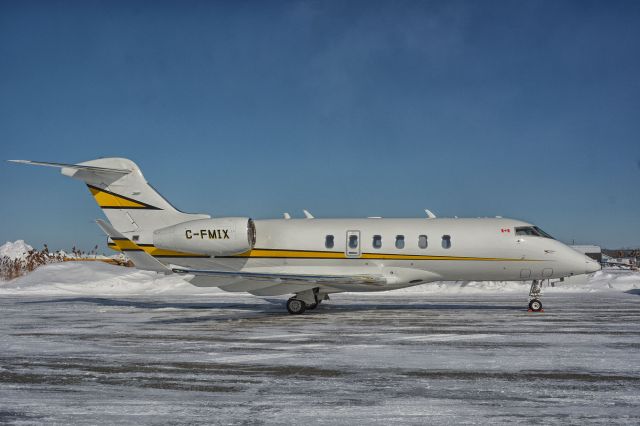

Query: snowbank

[0,240,33,259]
[0,261,225,296]
[1,260,638,297]
[558,269,640,292]
[391,269,640,294]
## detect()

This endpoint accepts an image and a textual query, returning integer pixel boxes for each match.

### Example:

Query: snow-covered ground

[1,260,638,296]
[0,261,213,296]
[1,262,639,424]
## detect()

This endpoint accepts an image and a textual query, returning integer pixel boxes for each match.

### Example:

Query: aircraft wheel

[287,298,306,315]
[528,299,543,312]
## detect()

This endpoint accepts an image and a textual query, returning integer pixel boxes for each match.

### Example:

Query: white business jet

[10,158,600,314]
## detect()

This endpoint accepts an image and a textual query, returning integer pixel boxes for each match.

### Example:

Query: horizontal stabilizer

[8,160,131,175]
[96,219,171,273]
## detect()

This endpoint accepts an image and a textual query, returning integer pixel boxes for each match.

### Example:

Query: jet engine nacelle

[153,217,256,256]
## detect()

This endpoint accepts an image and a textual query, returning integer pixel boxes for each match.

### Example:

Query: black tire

[287,298,306,315]
[529,299,543,312]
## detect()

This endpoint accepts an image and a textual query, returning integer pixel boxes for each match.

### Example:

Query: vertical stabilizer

[9,158,210,243]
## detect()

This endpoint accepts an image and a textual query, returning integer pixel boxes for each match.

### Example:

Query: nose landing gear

[528,298,543,312]
[528,279,544,312]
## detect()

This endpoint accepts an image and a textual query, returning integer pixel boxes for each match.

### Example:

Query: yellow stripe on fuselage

[108,242,209,258]
[232,249,344,259]
[108,244,536,262]
[233,248,533,261]
[109,239,138,250]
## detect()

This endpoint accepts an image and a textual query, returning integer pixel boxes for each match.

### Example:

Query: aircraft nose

[585,257,601,274]
[566,248,601,276]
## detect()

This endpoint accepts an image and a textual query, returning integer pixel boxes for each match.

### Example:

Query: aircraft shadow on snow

[18,297,524,324]
[18,297,270,311]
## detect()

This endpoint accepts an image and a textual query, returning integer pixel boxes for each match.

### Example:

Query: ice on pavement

[1,284,639,424]
[1,260,638,296]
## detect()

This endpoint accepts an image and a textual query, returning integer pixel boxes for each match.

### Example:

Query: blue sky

[1,0,639,251]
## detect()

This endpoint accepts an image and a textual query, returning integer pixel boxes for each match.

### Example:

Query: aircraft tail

[9,158,210,244]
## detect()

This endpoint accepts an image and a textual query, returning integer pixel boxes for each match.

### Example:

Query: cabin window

[132,235,140,242]
[442,235,451,249]
[418,235,428,249]
[348,234,359,249]
[372,235,382,249]
[325,235,334,249]
[395,235,405,249]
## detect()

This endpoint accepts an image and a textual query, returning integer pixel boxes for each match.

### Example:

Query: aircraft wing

[170,266,387,287]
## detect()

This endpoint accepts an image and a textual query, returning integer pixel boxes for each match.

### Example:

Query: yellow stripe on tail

[88,185,160,209]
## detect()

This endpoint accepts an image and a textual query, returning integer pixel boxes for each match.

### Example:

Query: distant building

[571,245,602,262]
[601,248,640,270]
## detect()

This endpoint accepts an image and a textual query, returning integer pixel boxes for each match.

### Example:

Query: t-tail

[8,158,210,244]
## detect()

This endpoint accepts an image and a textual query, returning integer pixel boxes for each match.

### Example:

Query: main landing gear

[528,279,544,312]
[286,288,326,315]
[286,298,307,315]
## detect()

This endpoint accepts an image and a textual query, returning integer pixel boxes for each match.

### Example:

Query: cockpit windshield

[515,226,555,239]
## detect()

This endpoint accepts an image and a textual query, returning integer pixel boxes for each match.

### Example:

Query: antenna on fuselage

[303,209,314,219]
[424,209,436,219]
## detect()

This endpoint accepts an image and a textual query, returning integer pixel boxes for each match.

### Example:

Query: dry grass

[0,245,132,281]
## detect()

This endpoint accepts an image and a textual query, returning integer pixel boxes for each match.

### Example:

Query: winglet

[96,219,171,273]
[303,209,314,219]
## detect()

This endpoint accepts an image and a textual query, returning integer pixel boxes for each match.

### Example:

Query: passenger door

[345,230,361,258]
